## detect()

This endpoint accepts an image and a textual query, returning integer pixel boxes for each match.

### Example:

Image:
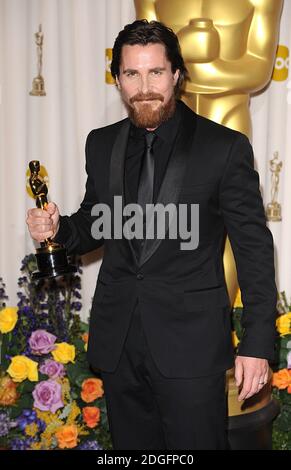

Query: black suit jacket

[55,101,277,378]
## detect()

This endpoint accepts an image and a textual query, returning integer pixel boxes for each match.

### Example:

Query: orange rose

[272,369,291,391]
[82,333,89,344]
[55,424,78,449]
[82,333,89,352]
[0,375,19,406]
[81,378,104,403]
[83,406,101,428]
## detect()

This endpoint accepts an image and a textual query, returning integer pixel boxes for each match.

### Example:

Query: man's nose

[140,75,150,94]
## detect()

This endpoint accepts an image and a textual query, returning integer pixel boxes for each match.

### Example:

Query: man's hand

[26,202,60,243]
[235,356,269,402]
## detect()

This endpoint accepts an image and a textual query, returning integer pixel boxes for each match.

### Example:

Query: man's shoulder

[86,117,129,144]
[180,100,248,145]
[197,112,246,143]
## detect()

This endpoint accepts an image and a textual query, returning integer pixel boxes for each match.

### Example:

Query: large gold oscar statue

[135,0,283,418]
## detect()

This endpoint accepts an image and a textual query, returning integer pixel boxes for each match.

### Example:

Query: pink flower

[29,330,57,355]
[32,380,64,413]
[287,351,291,369]
[40,359,65,379]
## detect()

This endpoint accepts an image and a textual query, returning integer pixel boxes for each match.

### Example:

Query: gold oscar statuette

[30,24,46,96]
[28,161,76,279]
[266,151,283,222]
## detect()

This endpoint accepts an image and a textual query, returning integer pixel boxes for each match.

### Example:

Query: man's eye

[151,70,162,75]
[126,71,137,77]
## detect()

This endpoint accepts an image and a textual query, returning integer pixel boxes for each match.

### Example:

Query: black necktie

[137,131,156,216]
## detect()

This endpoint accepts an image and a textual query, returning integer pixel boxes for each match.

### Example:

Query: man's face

[116,43,180,129]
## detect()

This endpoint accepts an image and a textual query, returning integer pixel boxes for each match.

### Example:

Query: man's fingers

[32,231,54,243]
[28,221,53,233]
[26,203,59,243]
[28,217,53,227]
[46,202,56,215]
[238,374,253,401]
[32,224,53,234]
[256,368,269,390]
[243,376,261,400]
[27,208,51,218]
[235,356,269,402]
[235,360,243,387]
[263,371,269,384]
[238,372,267,401]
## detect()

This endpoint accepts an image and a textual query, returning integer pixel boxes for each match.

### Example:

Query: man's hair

[111,19,187,93]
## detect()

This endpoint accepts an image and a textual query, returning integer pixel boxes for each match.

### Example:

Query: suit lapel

[109,119,130,210]
[109,119,140,264]
[138,105,197,267]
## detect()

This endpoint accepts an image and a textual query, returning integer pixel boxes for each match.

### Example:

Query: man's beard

[124,92,176,128]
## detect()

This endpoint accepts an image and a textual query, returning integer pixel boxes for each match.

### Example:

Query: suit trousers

[100,300,228,450]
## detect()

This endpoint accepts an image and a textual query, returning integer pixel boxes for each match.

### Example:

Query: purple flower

[0,411,17,437]
[17,410,37,431]
[78,440,103,450]
[10,437,35,450]
[29,329,57,355]
[287,350,291,369]
[32,380,64,413]
[0,412,10,437]
[40,359,65,379]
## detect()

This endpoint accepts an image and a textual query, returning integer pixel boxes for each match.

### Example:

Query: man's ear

[173,69,180,86]
[115,76,121,90]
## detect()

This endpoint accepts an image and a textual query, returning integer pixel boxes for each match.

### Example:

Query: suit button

[137,273,144,280]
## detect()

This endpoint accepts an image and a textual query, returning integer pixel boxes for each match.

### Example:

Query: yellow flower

[231,330,240,348]
[61,377,71,404]
[276,312,291,336]
[36,409,62,427]
[25,423,39,437]
[30,442,42,450]
[52,343,75,364]
[7,356,38,383]
[0,307,18,333]
[233,289,243,308]
[67,401,81,425]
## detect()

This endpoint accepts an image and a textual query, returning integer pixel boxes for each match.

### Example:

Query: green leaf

[20,380,36,394]
[79,321,89,333]
[71,338,85,352]
[15,392,33,411]
[75,373,94,388]
[58,403,72,420]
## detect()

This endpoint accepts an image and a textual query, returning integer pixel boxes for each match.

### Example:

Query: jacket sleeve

[53,130,104,256]
[219,133,277,361]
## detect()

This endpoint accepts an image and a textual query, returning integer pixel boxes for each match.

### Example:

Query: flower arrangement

[271,292,291,450]
[0,255,113,450]
[231,288,291,450]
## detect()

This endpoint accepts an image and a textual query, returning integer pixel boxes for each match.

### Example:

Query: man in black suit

[26,20,277,450]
